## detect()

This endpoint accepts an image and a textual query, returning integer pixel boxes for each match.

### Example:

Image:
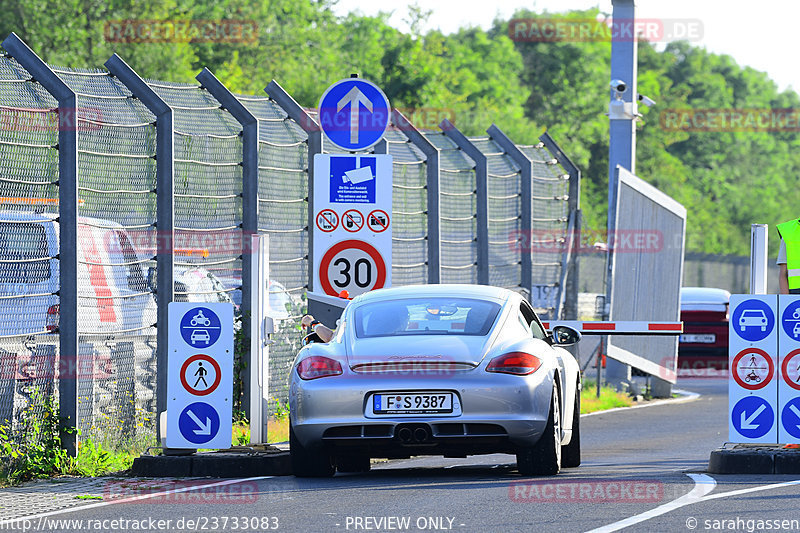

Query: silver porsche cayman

[288,284,582,477]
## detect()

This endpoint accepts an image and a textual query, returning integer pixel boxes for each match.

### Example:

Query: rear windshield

[0,222,51,284]
[354,297,501,338]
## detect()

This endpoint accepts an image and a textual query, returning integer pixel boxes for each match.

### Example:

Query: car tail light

[486,352,542,375]
[297,356,343,380]
[46,304,59,333]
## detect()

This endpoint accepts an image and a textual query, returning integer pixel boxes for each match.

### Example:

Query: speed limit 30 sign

[312,154,393,297]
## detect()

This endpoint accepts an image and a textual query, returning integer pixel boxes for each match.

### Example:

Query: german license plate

[371,392,453,415]
[679,333,715,343]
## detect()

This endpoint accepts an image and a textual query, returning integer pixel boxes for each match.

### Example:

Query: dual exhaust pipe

[397,424,431,444]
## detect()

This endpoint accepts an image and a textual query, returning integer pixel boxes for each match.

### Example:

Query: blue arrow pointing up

[337,86,373,145]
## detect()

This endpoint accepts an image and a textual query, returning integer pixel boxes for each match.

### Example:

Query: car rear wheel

[336,454,371,473]
[517,383,561,476]
[561,381,581,468]
[290,421,335,478]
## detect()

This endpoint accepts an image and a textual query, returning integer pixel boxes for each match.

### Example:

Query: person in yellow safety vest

[776,219,800,294]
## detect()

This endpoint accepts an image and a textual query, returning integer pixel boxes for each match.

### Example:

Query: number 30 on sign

[318,239,387,297]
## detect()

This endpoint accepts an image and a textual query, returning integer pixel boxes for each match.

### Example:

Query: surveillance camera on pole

[607,79,637,120]
[638,94,656,108]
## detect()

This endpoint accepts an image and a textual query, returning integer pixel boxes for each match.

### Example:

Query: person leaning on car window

[301,314,335,343]
[776,218,800,294]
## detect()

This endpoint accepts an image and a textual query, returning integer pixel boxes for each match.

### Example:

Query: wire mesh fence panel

[519,142,571,318]
[48,66,159,444]
[471,137,522,291]
[149,81,242,313]
[0,52,61,440]
[385,128,427,286]
[424,131,477,284]
[239,94,308,411]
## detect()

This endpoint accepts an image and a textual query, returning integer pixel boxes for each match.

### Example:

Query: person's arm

[301,314,334,342]
[780,264,790,295]
[778,238,789,294]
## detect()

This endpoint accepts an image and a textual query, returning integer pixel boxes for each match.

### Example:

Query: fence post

[264,81,322,293]
[540,132,581,320]
[393,110,440,284]
[1,33,79,455]
[196,68,258,416]
[486,124,531,297]
[440,119,488,285]
[105,53,174,443]
[373,138,388,155]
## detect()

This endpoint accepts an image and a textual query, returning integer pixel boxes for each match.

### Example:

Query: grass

[232,416,289,446]
[580,380,634,414]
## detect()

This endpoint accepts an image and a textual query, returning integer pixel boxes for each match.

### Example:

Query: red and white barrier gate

[542,321,683,335]
[542,321,684,383]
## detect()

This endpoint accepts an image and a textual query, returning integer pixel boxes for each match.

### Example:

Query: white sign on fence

[313,153,393,298]
[166,302,234,449]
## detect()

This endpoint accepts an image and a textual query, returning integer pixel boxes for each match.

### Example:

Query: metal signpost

[728,295,779,443]
[166,303,234,449]
[312,78,393,299]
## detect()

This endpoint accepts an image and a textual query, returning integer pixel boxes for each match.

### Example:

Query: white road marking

[586,474,800,533]
[585,474,716,533]
[0,476,273,527]
[581,388,700,418]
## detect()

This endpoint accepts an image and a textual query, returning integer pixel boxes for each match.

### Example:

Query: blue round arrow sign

[178,402,220,444]
[318,79,391,151]
[781,397,800,440]
[731,396,774,439]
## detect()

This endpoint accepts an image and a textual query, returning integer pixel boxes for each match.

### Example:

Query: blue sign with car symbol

[180,306,221,347]
[731,299,774,342]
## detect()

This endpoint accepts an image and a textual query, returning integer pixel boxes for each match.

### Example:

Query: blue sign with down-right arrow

[731,396,775,439]
[781,397,800,440]
[178,401,220,445]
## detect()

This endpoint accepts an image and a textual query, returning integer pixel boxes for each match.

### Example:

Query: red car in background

[678,287,730,376]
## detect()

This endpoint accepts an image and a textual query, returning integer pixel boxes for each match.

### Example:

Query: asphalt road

[19,377,800,533]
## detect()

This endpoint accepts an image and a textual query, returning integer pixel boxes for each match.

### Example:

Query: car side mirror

[551,325,581,346]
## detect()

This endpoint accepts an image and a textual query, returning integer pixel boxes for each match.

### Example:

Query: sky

[331,0,800,94]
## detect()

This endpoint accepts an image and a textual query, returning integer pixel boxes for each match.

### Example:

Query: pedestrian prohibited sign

[167,303,233,449]
[180,354,221,396]
[782,349,800,391]
[731,348,774,390]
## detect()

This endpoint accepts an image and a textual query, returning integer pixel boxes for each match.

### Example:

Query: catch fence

[0,33,578,449]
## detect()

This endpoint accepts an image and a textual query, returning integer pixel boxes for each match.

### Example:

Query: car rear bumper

[289,369,554,452]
